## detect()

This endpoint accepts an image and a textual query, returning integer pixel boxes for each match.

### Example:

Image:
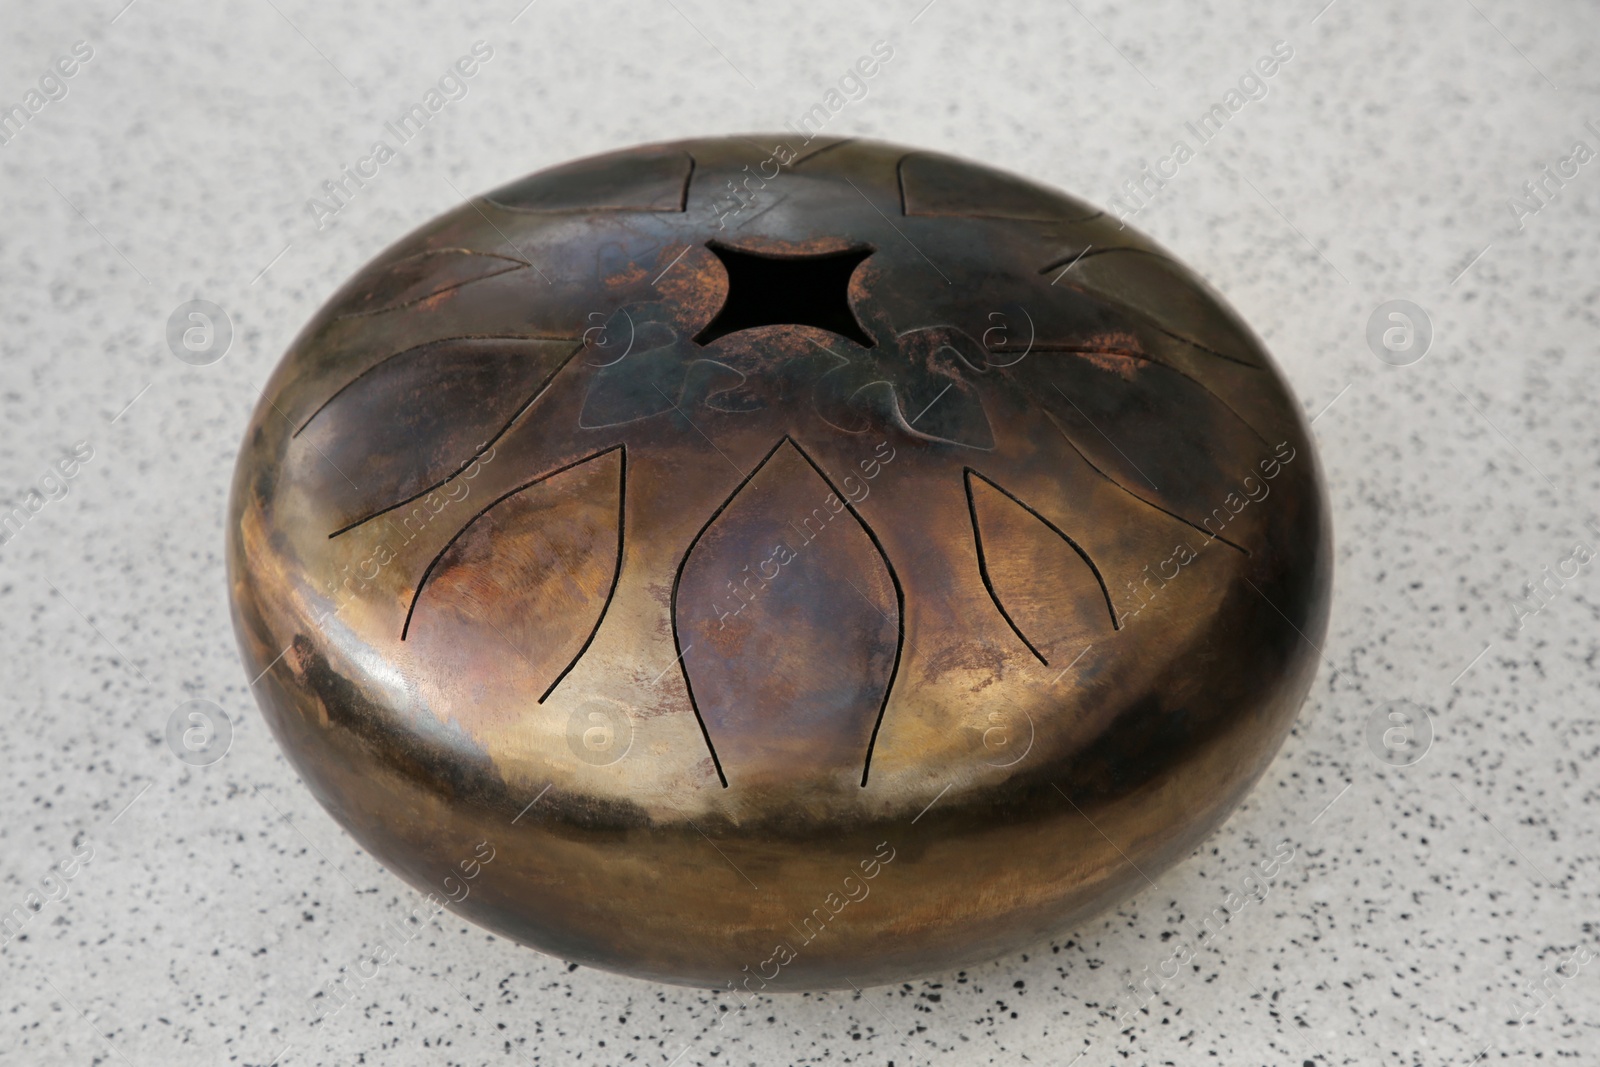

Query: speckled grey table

[2,1,1597,1064]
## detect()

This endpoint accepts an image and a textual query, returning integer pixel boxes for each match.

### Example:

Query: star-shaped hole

[694,242,875,348]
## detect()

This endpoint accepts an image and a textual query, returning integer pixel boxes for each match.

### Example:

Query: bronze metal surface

[228,136,1332,990]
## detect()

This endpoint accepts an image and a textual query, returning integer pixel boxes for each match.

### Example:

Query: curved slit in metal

[783,437,906,788]
[1006,343,1274,449]
[334,251,531,320]
[964,469,1049,666]
[1037,406,1251,557]
[668,437,795,788]
[401,444,625,643]
[538,446,626,703]
[322,340,586,539]
[964,467,1121,633]
[294,334,579,439]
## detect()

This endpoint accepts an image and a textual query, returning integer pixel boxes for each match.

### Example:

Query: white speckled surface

[2,0,1597,1063]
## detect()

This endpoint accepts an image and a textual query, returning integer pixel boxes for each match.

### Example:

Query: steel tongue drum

[228,136,1331,990]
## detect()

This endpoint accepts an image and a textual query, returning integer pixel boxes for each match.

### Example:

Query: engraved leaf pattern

[403,447,624,705]
[292,145,1280,788]
[674,438,900,787]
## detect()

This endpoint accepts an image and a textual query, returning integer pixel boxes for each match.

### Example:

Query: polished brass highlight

[228,137,1332,989]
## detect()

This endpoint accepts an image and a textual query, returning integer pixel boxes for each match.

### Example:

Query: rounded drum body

[228,136,1331,989]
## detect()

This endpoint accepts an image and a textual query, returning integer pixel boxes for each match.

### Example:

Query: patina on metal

[228,136,1332,990]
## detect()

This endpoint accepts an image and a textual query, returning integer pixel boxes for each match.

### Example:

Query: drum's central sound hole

[695,244,875,348]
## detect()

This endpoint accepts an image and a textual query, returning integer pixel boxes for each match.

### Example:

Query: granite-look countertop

[2,0,1595,1063]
